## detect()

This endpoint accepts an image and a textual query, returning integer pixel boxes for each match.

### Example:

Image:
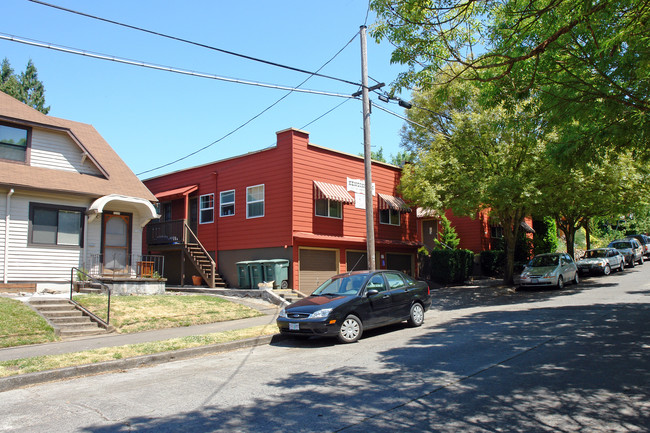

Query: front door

[102,213,131,275]
[189,197,198,235]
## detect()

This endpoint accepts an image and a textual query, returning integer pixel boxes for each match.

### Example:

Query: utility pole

[360,25,376,271]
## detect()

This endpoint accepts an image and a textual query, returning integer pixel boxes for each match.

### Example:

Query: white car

[519,253,579,289]
[576,248,625,275]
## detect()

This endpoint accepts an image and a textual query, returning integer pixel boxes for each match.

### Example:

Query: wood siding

[30,129,102,176]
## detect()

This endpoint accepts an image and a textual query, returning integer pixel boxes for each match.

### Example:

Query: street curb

[0,333,287,393]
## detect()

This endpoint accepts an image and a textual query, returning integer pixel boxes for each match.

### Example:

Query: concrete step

[29,299,109,338]
[59,327,107,338]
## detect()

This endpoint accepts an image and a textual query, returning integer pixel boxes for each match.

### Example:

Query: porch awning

[155,184,198,202]
[378,193,411,212]
[314,181,354,204]
[520,220,536,234]
[87,194,159,227]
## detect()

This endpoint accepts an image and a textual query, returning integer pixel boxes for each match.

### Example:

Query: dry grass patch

[73,294,264,333]
[0,297,57,348]
[0,324,278,378]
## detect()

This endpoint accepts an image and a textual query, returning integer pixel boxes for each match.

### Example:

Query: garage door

[386,253,413,276]
[299,249,337,293]
[346,251,368,272]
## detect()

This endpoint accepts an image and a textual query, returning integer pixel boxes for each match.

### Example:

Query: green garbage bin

[262,259,290,289]
[236,261,251,289]
[249,260,265,289]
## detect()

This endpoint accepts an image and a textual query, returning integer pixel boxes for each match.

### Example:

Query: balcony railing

[146,220,185,245]
[88,253,165,278]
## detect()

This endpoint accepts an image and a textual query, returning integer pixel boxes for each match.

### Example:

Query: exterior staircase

[273,289,306,304]
[184,242,227,288]
[29,298,110,338]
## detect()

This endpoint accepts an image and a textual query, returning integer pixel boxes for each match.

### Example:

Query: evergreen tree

[0,58,50,114]
[435,216,460,249]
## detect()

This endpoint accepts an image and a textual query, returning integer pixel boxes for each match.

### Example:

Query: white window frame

[315,198,342,219]
[220,190,235,217]
[246,184,265,219]
[379,208,401,226]
[199,193,214,224]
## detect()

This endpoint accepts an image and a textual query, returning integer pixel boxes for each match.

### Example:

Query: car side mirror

[366,289,379,297]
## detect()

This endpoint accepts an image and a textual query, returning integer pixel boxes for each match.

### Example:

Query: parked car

[276,270,432,343]
[608,238,644,266]
[576,248,625,275]
[519,252,579,289]
[626,234,650,257]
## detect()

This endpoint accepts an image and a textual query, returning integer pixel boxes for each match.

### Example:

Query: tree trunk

[585,219,591,251]
[501,213,521,285]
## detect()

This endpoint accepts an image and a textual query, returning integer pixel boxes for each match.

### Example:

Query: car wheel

[573,271,579,285]
[337,314,362,343]
[639,256,644,265]
[603,264,611,276]
[619,261,625,272]
[407,303,425,327]
[630,258,635,268]
[557,275,564,289]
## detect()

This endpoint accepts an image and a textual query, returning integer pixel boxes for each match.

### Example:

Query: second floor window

[315,198,342,219]
[199,194,214,224]
[247,184,264,218]
[0,123,29,162]
[220,190,235,217]
[379,208,400,226]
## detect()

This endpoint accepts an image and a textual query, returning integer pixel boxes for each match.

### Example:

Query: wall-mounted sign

[347,177,375,196]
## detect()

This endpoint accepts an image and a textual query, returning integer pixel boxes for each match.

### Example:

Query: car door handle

[382,295,390,299]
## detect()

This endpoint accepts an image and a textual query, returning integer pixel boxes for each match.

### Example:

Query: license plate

[289,323,299,331]
[531,278,538,284]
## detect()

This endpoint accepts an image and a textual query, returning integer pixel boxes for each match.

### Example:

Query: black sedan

[276,270,431,343]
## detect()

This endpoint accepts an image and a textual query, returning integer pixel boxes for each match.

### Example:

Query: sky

[3,0,411,180]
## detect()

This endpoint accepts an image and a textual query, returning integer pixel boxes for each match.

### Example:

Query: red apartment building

[143,128,419,293]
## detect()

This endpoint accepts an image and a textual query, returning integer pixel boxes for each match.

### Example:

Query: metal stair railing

[70,267,112,326]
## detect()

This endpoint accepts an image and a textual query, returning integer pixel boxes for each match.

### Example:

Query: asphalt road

[2,266,649,432]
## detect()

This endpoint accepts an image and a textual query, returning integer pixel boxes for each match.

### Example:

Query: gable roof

[0,92,156,202]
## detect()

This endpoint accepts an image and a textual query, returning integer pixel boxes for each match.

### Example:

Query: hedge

[424,249,475,284]
[480,250,505,277]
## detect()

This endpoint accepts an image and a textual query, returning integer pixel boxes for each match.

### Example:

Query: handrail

[184,223,216,287]
[70,267,112,325]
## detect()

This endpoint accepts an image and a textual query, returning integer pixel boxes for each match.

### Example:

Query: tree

[399,78,547,284]
[540,153,650,258]
[0,58,50,114]
[435,215,459,249]
[370,0,649,162]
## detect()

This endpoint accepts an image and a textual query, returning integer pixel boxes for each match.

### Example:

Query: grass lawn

[0,324,278,378]
[0,297,58,348]
[73,293,264,333]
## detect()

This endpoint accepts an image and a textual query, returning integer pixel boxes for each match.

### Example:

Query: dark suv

[626,234,650,257]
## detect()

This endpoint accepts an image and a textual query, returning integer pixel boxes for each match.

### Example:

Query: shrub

[480,250,505,276]
[428,249,474,284]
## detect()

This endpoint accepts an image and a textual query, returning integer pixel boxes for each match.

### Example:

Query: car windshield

[312,274,368,296]
[611,242,631,249]
[584,250,607,258]
[530,255,559,267]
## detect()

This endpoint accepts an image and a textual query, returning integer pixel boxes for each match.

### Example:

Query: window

[0,123,29,162]
[29,203,84,247]
[379,208,400,226]
[491,225,504,239]
[315,198,342,219]
[220,190,235,217]
[246,185,264,218]
[199,194,214,224]
[161,202,172,221]
[384,272,406,289]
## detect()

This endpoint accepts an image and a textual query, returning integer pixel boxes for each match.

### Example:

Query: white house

[0,92,158,292]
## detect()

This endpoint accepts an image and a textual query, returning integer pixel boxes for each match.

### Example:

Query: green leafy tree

[399,78,546,284]
[539,153,649,259]
[0,58,50,114]
[370,0,649,162]
[359,147,386,163]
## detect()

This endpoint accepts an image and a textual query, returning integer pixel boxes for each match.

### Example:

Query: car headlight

[521,271,530,278]
[310,308,333,319]
[279,308,287,319]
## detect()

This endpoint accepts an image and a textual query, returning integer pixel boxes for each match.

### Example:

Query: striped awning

[313,181,354,204]
[378,193,411,212]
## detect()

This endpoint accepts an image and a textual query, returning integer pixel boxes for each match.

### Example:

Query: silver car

[626,234,650,257]
[519,253,579,289]
[608,238,644,266]
[576,248,625,275]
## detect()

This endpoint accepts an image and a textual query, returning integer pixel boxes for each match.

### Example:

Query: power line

[28,0,362,88]
[137,32,360,176]
[0,33,354,99]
